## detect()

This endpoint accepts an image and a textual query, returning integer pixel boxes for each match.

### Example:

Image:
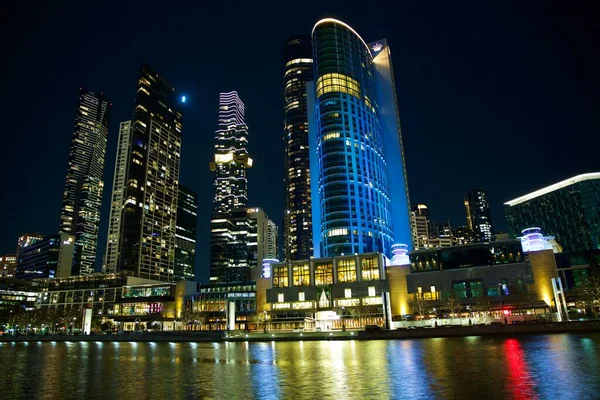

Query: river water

[1,333,599,399]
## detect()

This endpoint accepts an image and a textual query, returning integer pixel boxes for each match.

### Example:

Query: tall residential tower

[104,121,131,273]
[209,92,253,282]
[59,89,110,275]
[464,188,493,243]
[175,184,197,281]
[283,35,314,261]
[308,19,412,259]
[118,65,183,281]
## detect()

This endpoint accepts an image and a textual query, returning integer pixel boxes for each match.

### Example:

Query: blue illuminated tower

[308,19,412,258]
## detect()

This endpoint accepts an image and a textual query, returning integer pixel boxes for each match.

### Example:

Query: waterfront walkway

[2,321,599,343]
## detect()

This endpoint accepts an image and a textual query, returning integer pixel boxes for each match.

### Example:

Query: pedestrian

[504,317,508,324]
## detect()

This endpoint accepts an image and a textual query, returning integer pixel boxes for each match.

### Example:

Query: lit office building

[16,233,76,280]
[410,204,431,250]
[247,208,279,281]
[505,173,600,251]
[428,221,453,248]
[119,65,183,282]
[452,226,472,246]
[464,188,493,243]
[175,184,197,281]
[104,121,131,273]
[209,92,253,282]
[308,19,412,258]
[59,89,110,275]
[283,35,314,261]
[0,255,17,278]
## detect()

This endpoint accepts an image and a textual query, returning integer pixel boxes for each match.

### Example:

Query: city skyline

[2,2,599,282]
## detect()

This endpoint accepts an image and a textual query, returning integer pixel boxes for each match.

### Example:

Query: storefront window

[315,263,333,285]
[337,259,357,283]
[292,264,310,286]
[361,257,379,281]
[273,266,289,288]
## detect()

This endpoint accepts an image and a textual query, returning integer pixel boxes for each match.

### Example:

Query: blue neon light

[181,95,186,103]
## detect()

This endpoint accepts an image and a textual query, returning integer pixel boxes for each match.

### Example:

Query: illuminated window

[278,293,284,303]
[430,286,436,293]
[315,263,333,285]
[337,259,357,283]
[344,288,352,298]
[292,264,310,286]
[298,292,305,302]
[316,73,361,98]
[361,257,380,281]
[368,286,376,297]
[273,266,289,288]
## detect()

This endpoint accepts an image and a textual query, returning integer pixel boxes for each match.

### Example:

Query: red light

[503,310,511,316]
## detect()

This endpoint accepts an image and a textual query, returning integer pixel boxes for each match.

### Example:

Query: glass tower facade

[505,173,600,251]
[209,92,253,282]
[308,19,411,259]
[464,189,493,243]
[175,184,197,281]
[283,35,314,261]
[104,120,131,273]
[119,64,183,282]
[59,89,110,276]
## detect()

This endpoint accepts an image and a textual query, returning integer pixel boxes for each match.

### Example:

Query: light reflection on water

[1,334,599,399]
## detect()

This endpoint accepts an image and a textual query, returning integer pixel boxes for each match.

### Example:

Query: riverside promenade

[2,321,599,343]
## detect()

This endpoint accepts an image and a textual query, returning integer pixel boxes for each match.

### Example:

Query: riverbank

[2,321,598,343]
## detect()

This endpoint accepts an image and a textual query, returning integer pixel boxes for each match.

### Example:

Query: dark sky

[2,1,599,282]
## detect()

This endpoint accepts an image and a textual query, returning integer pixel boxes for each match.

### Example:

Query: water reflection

[1,334,599,399]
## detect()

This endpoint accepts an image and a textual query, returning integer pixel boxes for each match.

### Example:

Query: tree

[445,292,463,325]
[472,297,493,324]
[579,277,600,317]
[409,293,432,326]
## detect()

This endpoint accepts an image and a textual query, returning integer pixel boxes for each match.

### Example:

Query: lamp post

[263,311,267,333]
[342,306,346,331]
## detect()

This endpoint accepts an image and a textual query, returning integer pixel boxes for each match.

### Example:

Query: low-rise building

[266,253,388,330]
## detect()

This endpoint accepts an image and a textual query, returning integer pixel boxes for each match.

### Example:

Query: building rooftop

[504,173,600,206]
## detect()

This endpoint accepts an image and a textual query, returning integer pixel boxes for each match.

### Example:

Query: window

[368,286,376,297]
[430,286,436,293]
[344,288,352,298]
[316,73,361,98]
[361,256,380,281]
[298,292,305,302]
[337,259,357,283]
[278,293,284,303]
[273,266,289,288]
[315,263,333,285]
[292,264,310,286]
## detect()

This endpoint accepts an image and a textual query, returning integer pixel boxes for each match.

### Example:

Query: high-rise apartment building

[505,173,600,251]
[175,184,197,281]
[247,208,279,281]
[209,92,253,282]
[283,35,314,261]
[429,221,453,248]
[308,19,412,258]
[59,89,110,276]
[104,121,131,273]
[119,65,183,282]
[464,189,493,243]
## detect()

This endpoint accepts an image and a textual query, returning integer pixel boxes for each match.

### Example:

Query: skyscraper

[175,184,197,281]
[464,189,493,243]
[283,35,314,261]
[16,233,75,280]
[247,208,279,281]
[119,65,183,282]
[104,121,131,273]
[59,89,110,275]
[411,204,432,249]
[209,92,252,282]
[505,173,600,251]
[308,19,412,259]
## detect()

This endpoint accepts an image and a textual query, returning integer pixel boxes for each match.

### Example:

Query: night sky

[3,1,599,282]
